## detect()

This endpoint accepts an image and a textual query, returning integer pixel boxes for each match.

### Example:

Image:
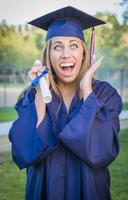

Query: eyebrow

[52,40,80,45]
[69,40,80,43]
[52,41,62,45]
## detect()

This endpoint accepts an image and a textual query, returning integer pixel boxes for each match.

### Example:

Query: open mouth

[60,62,75,76]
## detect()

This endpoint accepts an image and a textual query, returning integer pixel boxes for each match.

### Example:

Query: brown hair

[41,38,89,98]
[17,38,89,102]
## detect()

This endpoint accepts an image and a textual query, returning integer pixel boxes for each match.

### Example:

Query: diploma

[34,60,52,103]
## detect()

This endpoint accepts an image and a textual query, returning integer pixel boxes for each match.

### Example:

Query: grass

[110,128,128,200]
[0,107,18,122]
[123,102,128,110]
[0,152,26,200]
[0,129,128,200]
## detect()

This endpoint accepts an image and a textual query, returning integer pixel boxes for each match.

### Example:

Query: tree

[119,0,128,25]
[0,24,42,72]
[94,12,128,68]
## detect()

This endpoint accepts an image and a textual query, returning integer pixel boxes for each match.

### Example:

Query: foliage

[95,12,128,68]
[0,21,45,72]
[0,8,128,73]
[119,0,128,25]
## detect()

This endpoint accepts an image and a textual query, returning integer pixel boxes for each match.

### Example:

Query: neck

[58,81,77,112]
[58,81,76,97]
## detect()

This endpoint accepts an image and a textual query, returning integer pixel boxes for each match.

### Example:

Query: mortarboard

[28,6,106,66]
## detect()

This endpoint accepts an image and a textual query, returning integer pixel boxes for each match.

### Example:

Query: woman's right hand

[28,61,45,80]
[27,61,50,87]
[28,60,49,127]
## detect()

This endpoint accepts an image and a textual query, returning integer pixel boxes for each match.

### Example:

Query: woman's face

[50,36,84,84]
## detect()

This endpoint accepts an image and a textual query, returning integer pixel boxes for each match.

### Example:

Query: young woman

[9,6,122,200]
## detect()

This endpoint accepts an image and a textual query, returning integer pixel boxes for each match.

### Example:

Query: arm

[57,87,122,169]
[35,87,47,127]
[9,88,59,170]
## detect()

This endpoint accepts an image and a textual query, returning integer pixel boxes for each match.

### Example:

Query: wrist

[83,89,93,101]
[35,87,42,96]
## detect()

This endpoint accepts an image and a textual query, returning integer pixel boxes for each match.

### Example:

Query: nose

[61,46,71,59]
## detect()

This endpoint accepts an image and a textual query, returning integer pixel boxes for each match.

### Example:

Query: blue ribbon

[22,67,49,106]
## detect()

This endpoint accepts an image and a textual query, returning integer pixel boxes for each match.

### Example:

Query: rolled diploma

[34,60,52,103]
[39,76,52,103]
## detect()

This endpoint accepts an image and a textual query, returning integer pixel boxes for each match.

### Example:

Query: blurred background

[0,0,128,108]
[0,0,128,200]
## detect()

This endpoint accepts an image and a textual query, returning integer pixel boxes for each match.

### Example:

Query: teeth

[60,63,74,67]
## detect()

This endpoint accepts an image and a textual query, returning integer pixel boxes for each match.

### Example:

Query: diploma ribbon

[22,67,49,106]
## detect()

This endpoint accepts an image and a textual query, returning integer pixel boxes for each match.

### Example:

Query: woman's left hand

[80,56,104,100]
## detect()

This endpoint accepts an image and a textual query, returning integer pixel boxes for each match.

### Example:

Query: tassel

[89,27,95,67]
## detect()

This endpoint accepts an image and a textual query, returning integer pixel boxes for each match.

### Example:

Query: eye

[53,45,63,51]
[70,43,79,49]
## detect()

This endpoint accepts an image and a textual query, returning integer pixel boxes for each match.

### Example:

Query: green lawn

[0,152,26,200]
[0,107,18,122]
[110,128,128,199]
[0,129,128,200]
[123,102,128,110]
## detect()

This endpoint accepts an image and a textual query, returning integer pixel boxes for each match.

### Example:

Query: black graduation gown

[9,80,122,200]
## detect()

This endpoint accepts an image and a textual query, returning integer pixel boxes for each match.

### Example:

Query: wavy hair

[41,38,89,98]
[17,38,89,102]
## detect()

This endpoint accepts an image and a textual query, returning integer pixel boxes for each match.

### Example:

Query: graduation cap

[28,6,106,66]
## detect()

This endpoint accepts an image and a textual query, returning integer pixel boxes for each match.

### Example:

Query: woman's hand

[28,60,49,127]
[80,56,104,100]
[27,61,50,88]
